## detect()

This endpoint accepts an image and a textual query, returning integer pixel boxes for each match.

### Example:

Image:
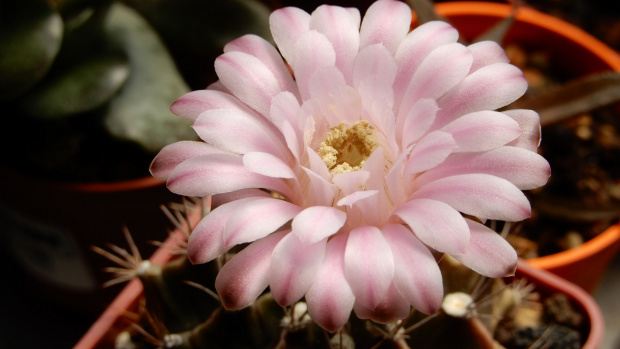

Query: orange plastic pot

[0,166,180,314]
[426,2,620,293]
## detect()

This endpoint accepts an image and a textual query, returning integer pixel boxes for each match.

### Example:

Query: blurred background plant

[0,0,272,182]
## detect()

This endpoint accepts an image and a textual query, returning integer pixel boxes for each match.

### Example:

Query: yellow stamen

[318,121,378,174]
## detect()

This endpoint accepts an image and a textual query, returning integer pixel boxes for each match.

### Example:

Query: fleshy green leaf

[122,0,272,89]
[472,14,516,45]
[511,72,620,127]
[101,3,196,153]
[0,0,63,101]
[407,0,446,25]
[18,54,130,119]
[533,194,620,222]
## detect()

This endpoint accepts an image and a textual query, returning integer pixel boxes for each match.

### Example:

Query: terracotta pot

[0,166,180,314]
[514,259,604,349]
[427,1,620,293]
[75,234,604,349]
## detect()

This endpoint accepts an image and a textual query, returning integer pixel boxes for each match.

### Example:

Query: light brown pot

[428,1,620,293]
[0,166,180,314]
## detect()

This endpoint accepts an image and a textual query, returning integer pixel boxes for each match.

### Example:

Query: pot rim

[0,164,164,193]
[62,175,164,192]
[528,223,620,269]
[432,2,620,70]
[517,259,605,349]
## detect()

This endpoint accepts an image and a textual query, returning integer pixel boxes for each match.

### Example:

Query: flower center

[318,120,378,174]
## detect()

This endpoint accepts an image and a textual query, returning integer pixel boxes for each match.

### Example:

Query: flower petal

[270,92,304,160]
[307,67,361,126]
[394,21,459,106]
[358,77,396,129]
[452,219,517,278]
[150,141,226,180]
[167,153,292,198]
[345,226,394,310]
[211,188,271,209]
[170,89,253,122]
[193,109,285,157]
[404,130,457,175]
[306,234,355,332]
[292,206,347,244]
[188,199,250,264]
[300,166,338,207]
[360,147,387,192]
[216,230,288,309]
[415,147,551,190]
[400,98,439,149]
[359,0,411,54]
[382,224,443,314]
[214,51,282,116]
[206,80,228,93]
[223,197,302,247]
[270,7,311,66]
[393,198,469,255]
[412,174,531,221]
[243,151,295,178]
[353,283,411,324]
[440,110,522,152]
[398,42,473,120]
[305,147,331,180]
[503,109,542,152]
[224,34,299,98]
[332,170,370,196]
[353,43,397,89]
[337,190,379,208]
[291,30,336,100]
[270,91,301,129]
[386,149,408,206]
[270,233,326,306]
[467,40,510,73]
[436,63,528,128]
[360,148,392,226]
[310,5,361,82]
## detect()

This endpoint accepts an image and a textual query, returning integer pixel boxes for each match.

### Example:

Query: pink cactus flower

[151,0,550,332]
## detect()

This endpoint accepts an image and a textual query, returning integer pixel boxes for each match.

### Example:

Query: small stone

[513,306,543,328]
[544,293,583,327]
[504,44,527,68]
[559,231,584,250]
